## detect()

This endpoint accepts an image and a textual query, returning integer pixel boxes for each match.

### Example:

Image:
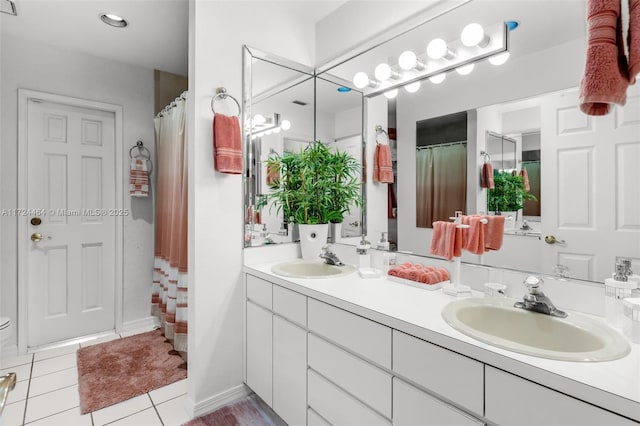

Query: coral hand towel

[460,215,485,255]
[629,0,640,83]
[480,163,494,189]
[374,144,394,183]
[213,113,242,174]
[579,0,629,115]
[483,215,506,251]
[430,221,458,260]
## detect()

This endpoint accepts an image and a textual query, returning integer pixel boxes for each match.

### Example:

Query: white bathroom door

[541,86,640,281]
[23,97,117,348]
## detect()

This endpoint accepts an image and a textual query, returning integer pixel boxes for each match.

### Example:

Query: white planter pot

[298,223,329,260]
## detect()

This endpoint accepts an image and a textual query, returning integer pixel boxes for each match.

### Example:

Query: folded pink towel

[374,144,394,183]
[480,163,494,189]
[579,0,630,115]
[213,113,242,174]
[630,0,640,83]
[460,216,486,255]
[519,169,530,191]
[429,221,458,260]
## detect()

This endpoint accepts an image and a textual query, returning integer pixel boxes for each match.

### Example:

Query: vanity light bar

[358,22,509,98]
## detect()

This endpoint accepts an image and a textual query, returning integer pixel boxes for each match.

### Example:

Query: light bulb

[427,38,454,60]
[429,73,446,84]
[280,119,291,130]
[404,81,421,93]
[399,51,417,70]
[253,114,266,125]
[251,134,257,140]
[488,51,510,65]
[264,129,272,135]
[461,23,489,47]
[456,63,475,75]
[375,63,392,81]
[273,127,281,133]
[384,89,398,99]
[353,72,370,89]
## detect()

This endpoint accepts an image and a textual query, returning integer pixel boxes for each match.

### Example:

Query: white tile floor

[1,333,191,426]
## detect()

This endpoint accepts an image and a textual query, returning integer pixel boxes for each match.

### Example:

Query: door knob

[544,235,566,245]
[30,233,50,242]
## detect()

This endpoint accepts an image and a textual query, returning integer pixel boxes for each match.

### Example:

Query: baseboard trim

[1,343,18,358]
[186,384,251,418]
[121,316,159,335]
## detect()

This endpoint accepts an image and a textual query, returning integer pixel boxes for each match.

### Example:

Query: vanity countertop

[244,260,640,421]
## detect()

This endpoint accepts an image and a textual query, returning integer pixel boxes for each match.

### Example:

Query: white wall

[0,35,156,352]
[316,0,469,67]
[396,37,585,258]
[187,0,315,416]
[334,106,362,140]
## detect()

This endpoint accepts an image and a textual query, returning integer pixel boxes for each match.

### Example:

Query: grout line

[27,382,78,400]
[21,355,35,426]
[148,393,165,426]
[22,405,82,425]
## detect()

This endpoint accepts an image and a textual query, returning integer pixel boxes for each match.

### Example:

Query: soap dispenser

[377,232,390,251]
[357,236,371,268]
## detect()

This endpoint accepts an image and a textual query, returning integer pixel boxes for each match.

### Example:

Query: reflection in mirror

[243,46,314,247]
[315,76,364,240]
[315,1,640,283]
[416,111,468,227]
[242,47,365,247]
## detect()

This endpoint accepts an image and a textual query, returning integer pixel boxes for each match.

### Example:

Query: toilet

[0,317,12,346]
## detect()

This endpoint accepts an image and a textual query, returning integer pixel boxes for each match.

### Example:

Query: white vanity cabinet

[393,378,483,426]
[244,271,638,425]
[485,366,638,426]
[245,275,308,425]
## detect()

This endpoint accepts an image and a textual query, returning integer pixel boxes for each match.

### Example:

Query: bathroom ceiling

[1,0,346,77]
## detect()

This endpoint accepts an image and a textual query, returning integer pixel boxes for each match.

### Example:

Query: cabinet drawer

[308,298,391,368]
[308,369,389,426]
[246,274,272,309]
[273,285,306,326]
[392,330,483,415]
[308,334,392,418]
[308,408,330,426]
[485,366,637,426]
[393,378,483,426]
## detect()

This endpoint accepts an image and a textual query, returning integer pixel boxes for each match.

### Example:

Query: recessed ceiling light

[100,13,128,28]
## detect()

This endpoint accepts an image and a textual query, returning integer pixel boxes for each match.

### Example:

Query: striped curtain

[151,96,188,357]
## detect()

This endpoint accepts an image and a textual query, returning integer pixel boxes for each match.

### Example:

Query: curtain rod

[155,91,188,118]
[416,141,467,150]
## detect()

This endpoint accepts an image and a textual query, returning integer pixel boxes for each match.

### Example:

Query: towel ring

[129,140,153,174]
[480,150,491,163]
[375,125,389,145]
[211,87,241,117]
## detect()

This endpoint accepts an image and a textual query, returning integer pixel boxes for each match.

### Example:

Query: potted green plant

[487,171,537,221]
[259,141,362,259]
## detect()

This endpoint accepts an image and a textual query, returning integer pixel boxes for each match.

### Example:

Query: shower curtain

[151,96,188,356]
[416,143,467,227]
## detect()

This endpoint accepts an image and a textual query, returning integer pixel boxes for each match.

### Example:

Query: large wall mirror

[314,0,640,283]
[242,46,365,247]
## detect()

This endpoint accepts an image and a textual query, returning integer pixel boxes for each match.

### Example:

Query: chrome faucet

[319,245,344,266]
[514,276,567,318]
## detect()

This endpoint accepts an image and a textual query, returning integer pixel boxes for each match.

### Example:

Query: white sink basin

[271,260,356,279]
[442,298,630,362]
